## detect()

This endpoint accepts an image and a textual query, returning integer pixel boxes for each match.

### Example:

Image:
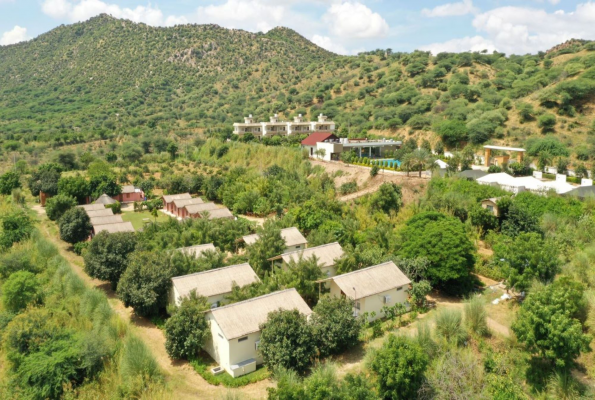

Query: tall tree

[84,231,137,290]
[259,309,316,373]
[512,278,591,368]
[58,207,92,244]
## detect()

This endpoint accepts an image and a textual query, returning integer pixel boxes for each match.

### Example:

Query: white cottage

[203,288,312,377]
[270,242,344,278]
[242,227,308,253]
[328,261,411,321]
[170,263,259,307]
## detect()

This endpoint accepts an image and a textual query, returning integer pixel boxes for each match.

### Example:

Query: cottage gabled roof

[185,202,218,215]
[243,227,307,247]
[331,261,411,301]
[207,288,312,340]
[94,221,135,234]
[122,185,141,194]
[77,204,106,211]
[176,243,217,258]
[301,132,339,146]
[86,208,114,218]
[172,263,259,301]
[201,208,234,220]
[173,197,204,208]
[162,193,192,203]
[94,194,117,205]
[90,215,123,226]
[273,242,344,267]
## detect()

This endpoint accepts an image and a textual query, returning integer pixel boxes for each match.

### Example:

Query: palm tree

[409,149,433,177]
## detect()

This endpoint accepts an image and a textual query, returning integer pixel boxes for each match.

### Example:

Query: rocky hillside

[2,15,595,165]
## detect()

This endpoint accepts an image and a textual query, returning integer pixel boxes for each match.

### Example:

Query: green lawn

[121,211,172,230]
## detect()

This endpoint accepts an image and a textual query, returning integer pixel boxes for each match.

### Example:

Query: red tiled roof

[301,132,338,146]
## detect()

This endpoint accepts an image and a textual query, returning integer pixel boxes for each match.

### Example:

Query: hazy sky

[1,0,594,56]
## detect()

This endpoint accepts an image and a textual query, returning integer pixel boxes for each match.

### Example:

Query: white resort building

[233,114,335,138]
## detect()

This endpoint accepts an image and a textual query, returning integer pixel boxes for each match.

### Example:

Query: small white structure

[242,227,308,253]
[233,114,335,137]
[170,263,260,307]
[477,173,575,195]
[176,243,217,259]
[270,242,344,278]
[203,288,312,377]
[327,261,411,321]
[435,159,449,169]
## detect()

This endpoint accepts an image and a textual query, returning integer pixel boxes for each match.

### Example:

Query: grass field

[121,210,172,230]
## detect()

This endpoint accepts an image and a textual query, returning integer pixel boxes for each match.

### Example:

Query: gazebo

[483,145,526,167]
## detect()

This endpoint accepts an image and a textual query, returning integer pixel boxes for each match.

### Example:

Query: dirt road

[33,207,272,399]
[309,160,429,204]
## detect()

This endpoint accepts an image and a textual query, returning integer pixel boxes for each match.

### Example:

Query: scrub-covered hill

[2,15,595,165]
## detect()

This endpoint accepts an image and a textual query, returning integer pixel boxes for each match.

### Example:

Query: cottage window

[218,333,224,339]
[355,301,361,310]
[255,340,261,350]
[396,286,403,291]
[383,295,392,304]
[238,337,248,342]
[295,246,301,249]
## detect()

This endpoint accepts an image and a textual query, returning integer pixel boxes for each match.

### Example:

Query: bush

[339,181,358,195]
[538,113,557,132]
[370,165,379,177]
[106,201,121,214]
[370,335,428,399]
[119,336,161,393]
[311,296,361,357]
[45,194,77,221]
[59,207,92,244]
[0,171,21,195]
[464,296,489,336]
[0,209,34,250]
[435,308,467,345]
[2,271,41,313]
[165,293,210,360]
[259,309,315,374]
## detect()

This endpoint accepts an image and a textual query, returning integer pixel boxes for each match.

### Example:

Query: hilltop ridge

[1,16,595,167]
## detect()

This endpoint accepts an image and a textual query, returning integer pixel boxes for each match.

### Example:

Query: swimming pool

[372,159,401,168]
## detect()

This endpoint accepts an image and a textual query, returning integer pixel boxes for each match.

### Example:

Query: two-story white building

[203,288,312,377]
[233,114,335,138]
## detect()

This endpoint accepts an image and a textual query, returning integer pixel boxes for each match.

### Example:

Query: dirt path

[427,292,511,337]
[309,160,429,204]
[33,207,272,399]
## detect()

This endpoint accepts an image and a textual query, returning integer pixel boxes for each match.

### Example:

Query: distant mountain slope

[0,15,335,142]
[2,15,595,164]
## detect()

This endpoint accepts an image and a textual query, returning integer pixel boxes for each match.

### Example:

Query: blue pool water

[373,159,401,168]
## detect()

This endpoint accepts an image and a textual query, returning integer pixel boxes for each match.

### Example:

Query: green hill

[2,15,595,165]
